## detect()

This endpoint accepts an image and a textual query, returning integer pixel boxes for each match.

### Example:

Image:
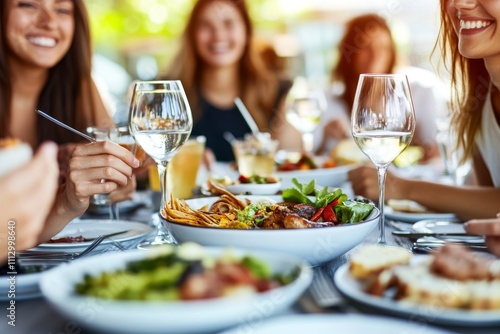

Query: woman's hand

[347,164,403,201]
[61,140,140,215]
[323,118,349,141]
[0,142,59,257]
[465,213,500,256]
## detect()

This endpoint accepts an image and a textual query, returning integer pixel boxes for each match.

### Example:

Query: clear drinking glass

[285,79,327,153]
[86,126,118,220]
[128,80,193,247]
[351,74,416,244]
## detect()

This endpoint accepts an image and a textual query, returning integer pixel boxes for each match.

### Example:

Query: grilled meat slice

[260,205,295,229]
[283,214,336,229]
[284,203,316,219]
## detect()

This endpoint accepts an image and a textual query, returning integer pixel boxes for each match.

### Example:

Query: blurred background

[86,0,442,118]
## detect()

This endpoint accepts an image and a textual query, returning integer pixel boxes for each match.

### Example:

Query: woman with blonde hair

[164,0,296,162]
[349,0,500,221]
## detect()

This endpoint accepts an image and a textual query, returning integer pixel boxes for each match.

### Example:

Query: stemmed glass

[128,80,192,247]
[285,80,327,153]
[351,74,415,244]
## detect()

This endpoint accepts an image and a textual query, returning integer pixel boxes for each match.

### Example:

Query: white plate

[33,219,153,252]
[222,314,454,334]
[0,271,45,301]
[225,181,281,195]
[40,247,313,334]
[413,219,484,243]
[385,206,457,223]
[334,257,500,327]
[275,164,355,189]
[161,195,379,266]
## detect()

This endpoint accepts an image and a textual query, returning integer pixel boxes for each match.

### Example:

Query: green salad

[75,243,297,301]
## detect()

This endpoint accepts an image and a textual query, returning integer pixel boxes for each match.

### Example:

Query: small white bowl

[225,181,281,195]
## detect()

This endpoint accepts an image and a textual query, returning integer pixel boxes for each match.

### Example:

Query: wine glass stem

[302,132,314,153]
[376,165,389,245]
[157,161,169,209]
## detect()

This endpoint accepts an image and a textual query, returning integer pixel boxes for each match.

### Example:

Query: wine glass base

[137,230,176,250]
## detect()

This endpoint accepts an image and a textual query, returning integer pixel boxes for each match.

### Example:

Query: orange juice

[166,136,205,199]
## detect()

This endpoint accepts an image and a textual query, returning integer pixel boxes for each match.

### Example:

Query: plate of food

[161,180,379,265]
[275,152,356,189]
[334,244,500,326]
[205,175,281,196]
[40,242,313,334]
[32,219,153,252]
[385,199,457,223]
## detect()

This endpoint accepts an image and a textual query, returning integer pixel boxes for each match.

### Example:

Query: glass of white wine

[285,79,327,153]
[351,74,416,244]
[128,80,193,247]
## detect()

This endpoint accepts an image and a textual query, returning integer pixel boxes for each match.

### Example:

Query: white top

[476,90,500,187]
[313,66,449,155]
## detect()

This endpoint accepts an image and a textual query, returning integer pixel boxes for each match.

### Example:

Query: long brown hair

[332,14,396,112]
[0,0,99,145]
[435,0,489,163]
[164,0,278,130]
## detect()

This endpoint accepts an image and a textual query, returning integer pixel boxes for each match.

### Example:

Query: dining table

[1,168,499,334]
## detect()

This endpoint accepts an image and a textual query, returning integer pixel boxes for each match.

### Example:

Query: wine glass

[285,79,327,153]
[128,80,192,247]
[351,74,416,244]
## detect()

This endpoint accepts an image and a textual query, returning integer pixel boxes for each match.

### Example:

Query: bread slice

[467,280,500,310]
[330,139,369,165]
[392,263,470,308]
[349,245,412,280]
[386,199,430,213]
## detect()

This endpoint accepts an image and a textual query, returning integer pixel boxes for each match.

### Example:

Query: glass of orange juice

[164,136,206,199]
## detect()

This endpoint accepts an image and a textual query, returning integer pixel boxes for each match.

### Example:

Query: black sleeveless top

[190,79,292,162]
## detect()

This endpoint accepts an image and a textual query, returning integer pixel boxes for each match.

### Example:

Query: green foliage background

[85,0,304,68]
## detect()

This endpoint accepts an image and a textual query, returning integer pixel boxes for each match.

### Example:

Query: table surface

[1,184,499,334]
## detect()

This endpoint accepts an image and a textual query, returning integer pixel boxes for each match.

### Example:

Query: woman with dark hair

[314,13,446,161]
[163,0,297,162]
[0,0,138,243]
[349,1,500,221]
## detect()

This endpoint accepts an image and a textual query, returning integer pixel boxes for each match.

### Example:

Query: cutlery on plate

[47,230,129,243]
[392,231,473,238]
[36,109,96,142]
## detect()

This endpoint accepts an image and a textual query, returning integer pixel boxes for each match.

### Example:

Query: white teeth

[28,37,56,47]
[460,20,492,29]
[210,43,230,53]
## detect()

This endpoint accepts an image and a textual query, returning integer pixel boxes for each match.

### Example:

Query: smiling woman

[0,0,138,248]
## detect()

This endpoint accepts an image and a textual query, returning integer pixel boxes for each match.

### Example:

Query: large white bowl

[161,196,379,266]
[40,247,312,334]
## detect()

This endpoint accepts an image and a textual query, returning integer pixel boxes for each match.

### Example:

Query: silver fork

[309,269,344,308]
[17,234,108,265]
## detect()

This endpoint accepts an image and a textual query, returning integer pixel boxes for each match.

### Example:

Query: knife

[392,231,474,238]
